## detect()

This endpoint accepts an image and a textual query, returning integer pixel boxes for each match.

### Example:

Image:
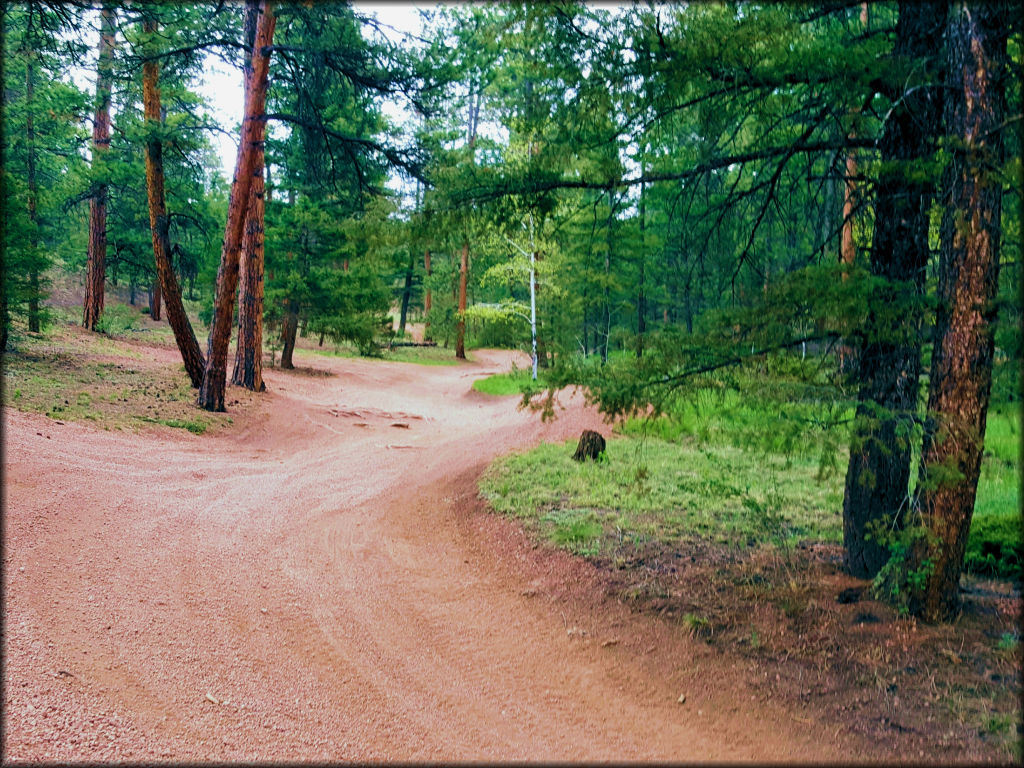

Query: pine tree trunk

[837,2,870,373]
[280,300,298,369]
[842,0,944,578]
[637,176,646,359]
[0,290,8,351]
[142,18,205,388]
[839,5,867,271]
[912,0,1007,622]
[25,50,40,333]
[231,0,267,393]
[399,250,414,334]
[198,0,276,411]
[423,249,432,339]
[455,239,468,359]
[534,247,549,368]
[602,195,614,363]
[82,3,115,331]
[230,156,267,390]
[151,278,162,321]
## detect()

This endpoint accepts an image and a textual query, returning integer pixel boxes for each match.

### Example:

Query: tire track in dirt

[4,348,867,761]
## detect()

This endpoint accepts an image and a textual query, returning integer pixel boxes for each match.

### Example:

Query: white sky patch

[194,55,246,177]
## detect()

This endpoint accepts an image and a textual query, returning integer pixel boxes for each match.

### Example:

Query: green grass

[302,341,460,366]
[136,416,209,434]
[384,345,462,366]
[94,304,141,335]
[473,367,546,395]
[2,317,230,434]
[480,434,843,558]
[481,385,1020,580]
[967,404,1021,578]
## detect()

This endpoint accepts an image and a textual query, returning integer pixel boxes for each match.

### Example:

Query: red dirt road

[4,349,865,761]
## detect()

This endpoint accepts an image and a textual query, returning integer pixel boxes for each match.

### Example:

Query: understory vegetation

[472,366,546,396]
[480,383,1021,579]
[479,373,1021,761]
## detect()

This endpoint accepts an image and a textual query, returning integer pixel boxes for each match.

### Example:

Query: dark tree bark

[842,0,944,579]
[636,175,646,359]
[534,248,549,368]
[280,300,298,369]
[231,0,266,393]
[423,248,432,339]
[912,0,1008,622]
[399,249,414,335]
[455,239,468,359]
[150,278,161,321]
[601,192,615,363]
[199,0,276,411]
[25,44,40,333]
[82,3,115,331]
[142,17,205,388]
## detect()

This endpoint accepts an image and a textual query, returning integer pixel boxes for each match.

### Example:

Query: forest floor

[3,308,1021,762]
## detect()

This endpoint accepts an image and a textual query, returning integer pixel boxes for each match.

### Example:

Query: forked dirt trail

[4,349,867,762]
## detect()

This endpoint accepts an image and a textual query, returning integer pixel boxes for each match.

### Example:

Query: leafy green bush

[472,312,526,349]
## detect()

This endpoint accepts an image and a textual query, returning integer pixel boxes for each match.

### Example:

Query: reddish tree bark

[455,240,468,359]
[199,0,276,411]
[230,152,267,390]
[836,3,869,373]
[142,18,205,388]
[839,4,868,272]
[82,3,115,331]
[913,1,1008,622]
[231,0,266,392]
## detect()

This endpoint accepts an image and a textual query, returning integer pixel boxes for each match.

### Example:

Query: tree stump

[572,430,606,462]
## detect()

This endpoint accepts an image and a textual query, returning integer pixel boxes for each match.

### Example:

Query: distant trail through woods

[4,348,861,761]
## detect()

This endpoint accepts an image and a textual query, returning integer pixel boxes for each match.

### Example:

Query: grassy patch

[300,341,460,366]
[136,416,208,434]
[94,304,141,336]
[473,367,545,395]
[967,404,1022,578]
[3,320,231,434]
[383,344,462,366]
[480,435,843,559]
[483,387,1019,579]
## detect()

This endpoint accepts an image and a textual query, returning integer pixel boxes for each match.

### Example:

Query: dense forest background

[1,1,1020,623]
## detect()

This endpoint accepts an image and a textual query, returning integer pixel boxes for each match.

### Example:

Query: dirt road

[4,348,864,761]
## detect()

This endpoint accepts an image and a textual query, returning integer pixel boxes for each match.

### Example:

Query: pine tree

[198,0,276,412]
[911,0,1011,620]
[82,2,116,331]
